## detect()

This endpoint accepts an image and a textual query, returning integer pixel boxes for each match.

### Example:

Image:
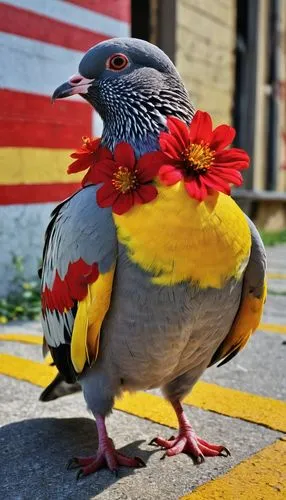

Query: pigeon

[40,37,267,477]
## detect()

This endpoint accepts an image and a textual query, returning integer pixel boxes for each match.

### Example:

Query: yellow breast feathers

[113,182,251,288]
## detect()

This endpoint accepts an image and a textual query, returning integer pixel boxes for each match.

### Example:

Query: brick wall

[176,0,236,126]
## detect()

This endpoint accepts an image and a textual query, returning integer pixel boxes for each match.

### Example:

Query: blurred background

[0,0,286,306]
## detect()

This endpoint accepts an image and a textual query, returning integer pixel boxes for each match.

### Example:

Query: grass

[0,256,41,324]
[259,229,286,247]
[267,289,286,296]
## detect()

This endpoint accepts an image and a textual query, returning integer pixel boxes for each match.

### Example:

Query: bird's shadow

[0,417,157,499]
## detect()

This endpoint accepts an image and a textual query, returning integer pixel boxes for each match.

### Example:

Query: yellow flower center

[184,142,214,174]
[112,166,138,194]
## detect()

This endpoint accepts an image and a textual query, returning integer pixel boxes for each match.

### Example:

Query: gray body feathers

[41,187,266,414]
[81,243,243,415]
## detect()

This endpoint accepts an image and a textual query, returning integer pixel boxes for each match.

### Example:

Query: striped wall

[0,0,130,294]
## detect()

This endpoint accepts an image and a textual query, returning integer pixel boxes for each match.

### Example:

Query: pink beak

[52,73,94,100]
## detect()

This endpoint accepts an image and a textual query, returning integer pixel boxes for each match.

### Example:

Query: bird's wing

[210,216,267,367]
[41,185,117,382]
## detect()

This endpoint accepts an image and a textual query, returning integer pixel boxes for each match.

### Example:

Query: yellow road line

[0,353,57,387]
[181,438,286,499]
[259,323,286,335]
[267,272,286,280]
[185,382,286,433]
[1,353,285,433]
[1,321,285,353]
[0,333,43,345]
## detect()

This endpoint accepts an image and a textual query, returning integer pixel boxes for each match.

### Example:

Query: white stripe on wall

[0,203,56,296]
[2,0,130,38]
[0,33,85,97]
[92,112,104,137]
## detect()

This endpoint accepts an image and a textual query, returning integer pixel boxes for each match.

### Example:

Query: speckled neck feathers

[86,68,195,156]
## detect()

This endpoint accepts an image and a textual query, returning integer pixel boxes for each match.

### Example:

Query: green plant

[0,256,41,323]
[259,229,286,247]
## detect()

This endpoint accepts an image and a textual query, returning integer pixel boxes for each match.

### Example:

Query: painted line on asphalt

[0,321,285,352]
[0,353,58,387]
[180,438,286,499]
[267,272,286,280]
[185,382,286,433]
[0,333,42,344]
[259,323,286,335]
[0,353,285,433]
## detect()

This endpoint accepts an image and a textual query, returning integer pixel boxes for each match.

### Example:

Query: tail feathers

[39,372,81,402]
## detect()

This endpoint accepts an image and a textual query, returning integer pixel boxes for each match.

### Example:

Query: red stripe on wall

[0,4,109,52]
[65,0,131,22]
[0,183,81,205]
[0,90,92,148]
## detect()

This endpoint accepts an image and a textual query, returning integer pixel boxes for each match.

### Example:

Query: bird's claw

[67,458,80,470]
[76,469,85,480]
[219,446,231,457]
[194,454,205,465]
[149,437,159,446]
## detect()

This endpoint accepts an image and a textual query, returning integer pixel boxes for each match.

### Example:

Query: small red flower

[68,136,102,174]
[158,111,250,201]
[87,143,164,215]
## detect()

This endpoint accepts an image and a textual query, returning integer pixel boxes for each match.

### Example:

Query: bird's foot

[150,400,230,463]
[150,432,230,463]
[67,438,145,478]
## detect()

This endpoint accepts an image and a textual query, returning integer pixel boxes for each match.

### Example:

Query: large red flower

[158,111,250,201]
[87,143,164,215]
[68,136,102,174]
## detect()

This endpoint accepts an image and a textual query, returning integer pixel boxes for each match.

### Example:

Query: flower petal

[97,147,113,161]
[67,155,94,174]
[215,148,250,168]
[137,151,166,182]
[86,160,115,184]
[70,149,89,158]
[211,167,243,185]
[210,125,236,151]
[114,143,135,170]
[166,116,190,150]
[202,172,231,195]
[184,178,204,201]
[159,134,183,159]
[112,192,134,215]
[136,184,158,203]
[189,111,213,144]
[87,138,101,152]
[96,184,118,207]
[196,178,208,200]
[159,165,183,186]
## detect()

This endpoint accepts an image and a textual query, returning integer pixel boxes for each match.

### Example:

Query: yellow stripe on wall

[0,148,82,184]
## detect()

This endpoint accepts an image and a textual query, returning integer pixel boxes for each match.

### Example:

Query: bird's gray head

[53,37,194,155]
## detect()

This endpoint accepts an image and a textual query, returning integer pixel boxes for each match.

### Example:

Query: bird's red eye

[107,53,129,71]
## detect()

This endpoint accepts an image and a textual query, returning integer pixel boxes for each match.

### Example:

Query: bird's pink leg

[67,415,145,478]
[150,401,230,463]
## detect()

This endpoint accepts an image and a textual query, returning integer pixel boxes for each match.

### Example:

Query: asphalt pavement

[0,245,285,500]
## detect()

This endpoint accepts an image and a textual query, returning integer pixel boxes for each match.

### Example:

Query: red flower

[68,136,101,174]
[158,111,250,201]
[87,143,164,215]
